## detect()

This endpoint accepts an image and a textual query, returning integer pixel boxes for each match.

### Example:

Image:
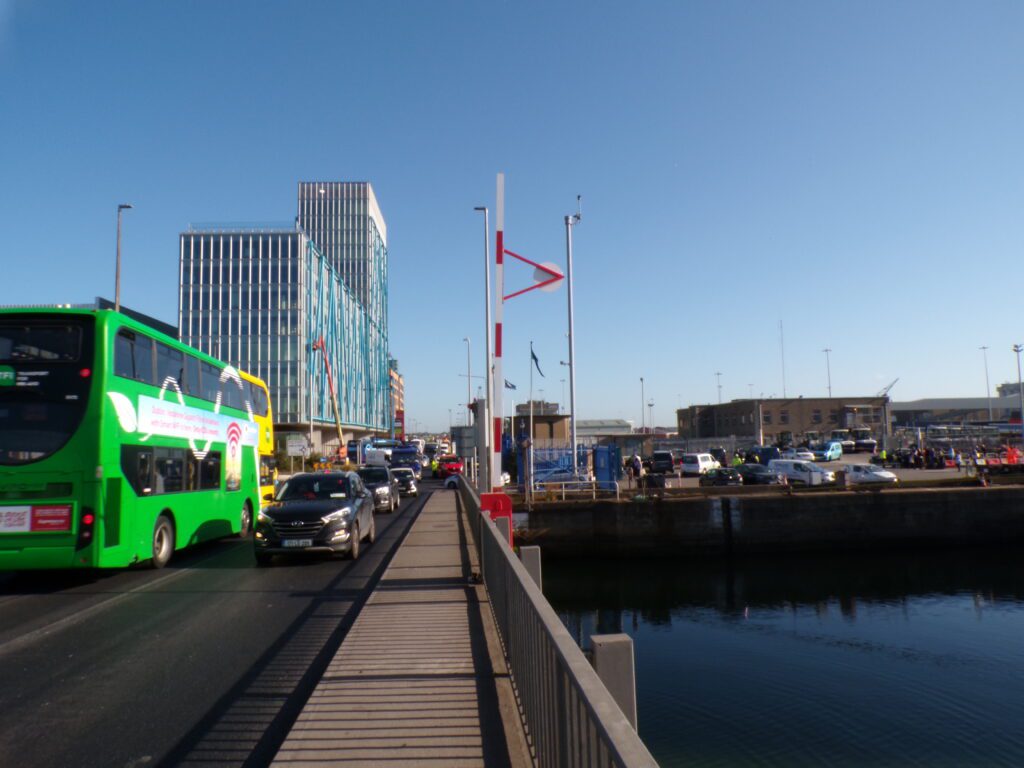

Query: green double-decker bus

[0,308,260,569]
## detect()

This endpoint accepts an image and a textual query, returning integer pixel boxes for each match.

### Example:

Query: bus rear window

[0,323,81,362]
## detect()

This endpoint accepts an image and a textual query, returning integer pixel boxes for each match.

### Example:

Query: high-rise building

[177,227,390,453]
[389,357,404,426]
[296,181,388,331]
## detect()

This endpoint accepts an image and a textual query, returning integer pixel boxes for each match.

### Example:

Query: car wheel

[255,552,272,567]
[151,514,175,570]
[366,514,376,544]
[238,501,252,538]
[349,523,360,560]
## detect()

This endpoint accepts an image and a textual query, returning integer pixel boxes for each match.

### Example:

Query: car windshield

[392,469,413,478]
[277,476,348,501]
[654,452,672,459]
[358,467,390,483]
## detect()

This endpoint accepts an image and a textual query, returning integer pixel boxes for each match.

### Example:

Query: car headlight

[322,509,352,525]
[375,486,388,496]
[257,511,273,525]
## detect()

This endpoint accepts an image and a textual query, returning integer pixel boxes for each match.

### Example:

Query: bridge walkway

[272,489,532,767]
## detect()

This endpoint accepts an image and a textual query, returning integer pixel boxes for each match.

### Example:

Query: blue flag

[504,379,517,390]
[531,343,545,378]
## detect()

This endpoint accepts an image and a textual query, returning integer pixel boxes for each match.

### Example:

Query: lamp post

[715,372,722,404]
[980,346,993,421]
[1014,345,1024,448]
[115,203,133,312]
[648,399,654,436]
[640,377,645,433]
[823,348,833,398]
[564,201,582,477]
[474,206,492,490]
[560,378,566,414]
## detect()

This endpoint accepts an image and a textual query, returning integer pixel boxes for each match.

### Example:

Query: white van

[768,459,835,486]
[681,453,720,477]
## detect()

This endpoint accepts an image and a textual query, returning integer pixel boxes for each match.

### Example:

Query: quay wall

[522,487,1024,557]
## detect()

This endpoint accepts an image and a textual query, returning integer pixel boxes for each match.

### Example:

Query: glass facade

[177,230,388,436]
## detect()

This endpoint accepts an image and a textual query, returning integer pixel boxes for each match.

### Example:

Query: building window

[763,411,773,425]
[812,409,822,424]
[829,410,838,423]
[780,410,789,425]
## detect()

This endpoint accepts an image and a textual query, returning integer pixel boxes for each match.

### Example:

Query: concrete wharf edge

[272,491,533,767]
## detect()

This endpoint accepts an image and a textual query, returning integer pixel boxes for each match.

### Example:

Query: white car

[781,447,816,462]
[768,459,835,486]
[680,453,720,476]
[842,463,898,485]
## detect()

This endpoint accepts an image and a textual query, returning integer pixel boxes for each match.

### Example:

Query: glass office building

[177,229,389,450]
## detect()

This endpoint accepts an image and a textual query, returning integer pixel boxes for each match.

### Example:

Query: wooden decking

[272,491,532,767]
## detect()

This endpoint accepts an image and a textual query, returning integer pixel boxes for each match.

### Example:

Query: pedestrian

[955,452,963,473]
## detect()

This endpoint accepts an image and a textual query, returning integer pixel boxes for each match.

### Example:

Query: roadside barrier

[457,478,657,768]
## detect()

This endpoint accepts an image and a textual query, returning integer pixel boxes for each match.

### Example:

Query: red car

[435,455,464,479]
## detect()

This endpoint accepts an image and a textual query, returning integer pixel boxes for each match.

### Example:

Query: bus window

[114,330,155,385]
[200,361,220,402]
[184,354,201,397]
[200,452,221,490]
[154,448,184,493]
[156,343,184,391]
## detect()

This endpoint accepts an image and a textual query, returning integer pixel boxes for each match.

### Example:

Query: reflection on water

[545,549,1024,768]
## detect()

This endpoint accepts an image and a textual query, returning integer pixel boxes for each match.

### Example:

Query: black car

[735,463,783,485]
[357,465,398,513]
[391,467,419,497]
[709,447,728,466]
[254,471,375,565]
[648,450,675,474]
[699,468,744,487]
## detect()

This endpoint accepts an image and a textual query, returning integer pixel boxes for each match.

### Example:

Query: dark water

[544,550,1024,767]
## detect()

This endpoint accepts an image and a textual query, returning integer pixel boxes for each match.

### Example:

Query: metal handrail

[458,479,658,767]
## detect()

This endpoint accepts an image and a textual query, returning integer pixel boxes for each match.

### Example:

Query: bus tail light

[75,506,95,551]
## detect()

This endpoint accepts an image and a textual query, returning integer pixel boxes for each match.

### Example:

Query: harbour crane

[877,378,899,398]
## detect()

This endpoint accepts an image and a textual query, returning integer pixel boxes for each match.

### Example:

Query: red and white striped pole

[492,173,505,491]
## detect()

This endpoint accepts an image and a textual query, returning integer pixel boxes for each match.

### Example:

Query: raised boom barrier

[456,477,658,768]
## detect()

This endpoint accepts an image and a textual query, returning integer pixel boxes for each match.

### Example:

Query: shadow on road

[157,492,429,768]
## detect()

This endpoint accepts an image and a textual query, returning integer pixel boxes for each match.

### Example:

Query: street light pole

[474,206,492,490]
[648,399,654,435]
[564,200,581,477]
[715,372,723,404]
[823,348,833,398]
[640,377,645,433]
[1014,345,1024,448]
[980,346,993,421]
[115,203,133,312]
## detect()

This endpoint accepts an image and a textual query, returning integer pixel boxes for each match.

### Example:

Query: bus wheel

[151,515,175,569]
[238,501,253,538]
[349,523,360,560]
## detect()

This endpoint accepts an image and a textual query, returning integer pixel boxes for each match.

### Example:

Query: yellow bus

[240,370,275,506]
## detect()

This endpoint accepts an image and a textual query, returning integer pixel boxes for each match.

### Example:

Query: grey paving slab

[272,492,532,767]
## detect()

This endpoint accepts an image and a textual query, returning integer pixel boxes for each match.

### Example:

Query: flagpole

[529,342,534,506]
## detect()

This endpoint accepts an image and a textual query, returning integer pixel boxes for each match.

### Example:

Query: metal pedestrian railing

[457,479,658,768]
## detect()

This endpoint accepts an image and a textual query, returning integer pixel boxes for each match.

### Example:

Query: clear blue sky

[2,0,1022,432]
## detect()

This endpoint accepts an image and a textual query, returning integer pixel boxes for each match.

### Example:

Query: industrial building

[677,396,891,444]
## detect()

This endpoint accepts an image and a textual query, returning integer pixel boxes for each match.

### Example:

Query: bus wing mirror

[263,493,275,501]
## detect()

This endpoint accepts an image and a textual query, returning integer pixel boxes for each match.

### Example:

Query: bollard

[519,545,542,589]
[591,633,638,730]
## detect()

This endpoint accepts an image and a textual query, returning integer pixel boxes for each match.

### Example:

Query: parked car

[681,453,720,476]
[781,447,816,462]
[699,468,744,487]
[768,459,835,486]
[649,450,675,474]
[254,471,375,565]
[735,463,783,485]
[357,465,399,513]
[708,447,728,466]
[813,441,843,462]
[841,463,898,485]
[391,467,419,497]
[435,454,464,479]
[851,429,878,454]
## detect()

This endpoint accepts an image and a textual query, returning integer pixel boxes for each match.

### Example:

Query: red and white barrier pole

[493,173,505,491]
